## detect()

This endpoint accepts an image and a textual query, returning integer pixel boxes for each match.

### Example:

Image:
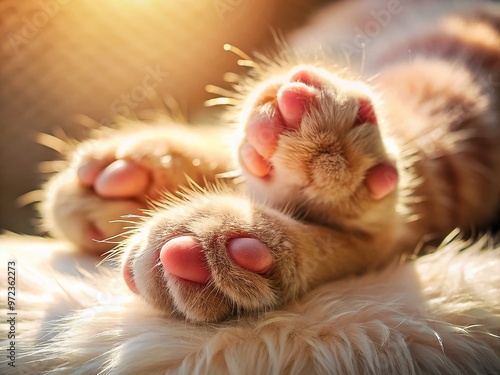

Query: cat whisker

[224,44,263,73]
[109,220,142,227]
[36,133,69,154]
[145,262,162,279]
[205,85,238,99]
[253,51,275,67]
[93,229,138,246]
[72,114,105,130]
[359,38,366,75]
[223,72,243,84]
[366,73,381,83]
[96,250,120,267]
[16,190,44,207]
[122,213,149,219]
[215,168,242,180]
[204,97,239,107]
[38,160,68,174]
[99,248,125,267]
[270,28,290,55]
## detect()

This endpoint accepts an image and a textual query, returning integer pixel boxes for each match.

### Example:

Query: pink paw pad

[123,261,138,293]
[158,236,273,285]
[160,236,211,284]
[78,159,150,199]
[276,82,317,129]
[241,70,320,178]
[355,98,377,126]
[365,162,399,200]
[226,237,273,274]
[240,143,272,178]
[77,159,112,187]
[289,68,323,88]
[246,112,284,160]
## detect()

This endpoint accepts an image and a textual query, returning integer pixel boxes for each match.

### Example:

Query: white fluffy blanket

[0,234,499,374]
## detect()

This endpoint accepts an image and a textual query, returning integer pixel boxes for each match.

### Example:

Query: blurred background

[0,0,332,235]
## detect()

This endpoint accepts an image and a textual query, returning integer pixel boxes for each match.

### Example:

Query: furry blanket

[1,234,499,374]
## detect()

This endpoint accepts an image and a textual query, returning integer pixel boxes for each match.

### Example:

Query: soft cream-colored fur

[1,235,499,374]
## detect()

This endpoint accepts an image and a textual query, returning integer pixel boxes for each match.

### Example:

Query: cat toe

[288,66,324,88]
[226,237,273,273]
[239,64,397,227]
[77,158,112,187]
[94,160,150,199]
[158,236,273,284]
[246,111,284,159]
[276,82,318,129]
[160,236,211,284]
[240,142,272,177]
[77,158,151,199]
[240,69,320,177]
[365,162,399,200]
[123,195,286,322]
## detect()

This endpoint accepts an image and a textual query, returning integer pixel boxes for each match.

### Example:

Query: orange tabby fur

[40,0,500,322]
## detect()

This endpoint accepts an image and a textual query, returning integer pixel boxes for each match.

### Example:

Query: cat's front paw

[239,66,399,226]
[42,126,227,254]
[122,194,305,322]
[122,189,398,322]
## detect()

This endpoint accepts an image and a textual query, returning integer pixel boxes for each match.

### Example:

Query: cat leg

[41,123,232,254]
[122,192,395,322]
[238,66,400,235]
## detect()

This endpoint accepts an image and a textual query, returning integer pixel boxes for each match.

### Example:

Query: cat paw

[121,193,304,322]
[73,135,179,203]
[42,126,228,254]
[239,66,399,225]
[122,189,397,322]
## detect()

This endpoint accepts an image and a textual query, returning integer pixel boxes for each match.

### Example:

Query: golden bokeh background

[0,0,331,234]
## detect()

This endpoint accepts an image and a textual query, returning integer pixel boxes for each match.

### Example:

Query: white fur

[1,234,499,374]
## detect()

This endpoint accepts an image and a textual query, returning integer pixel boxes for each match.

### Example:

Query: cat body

[40,0,500,322]
[2,0,500,373]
